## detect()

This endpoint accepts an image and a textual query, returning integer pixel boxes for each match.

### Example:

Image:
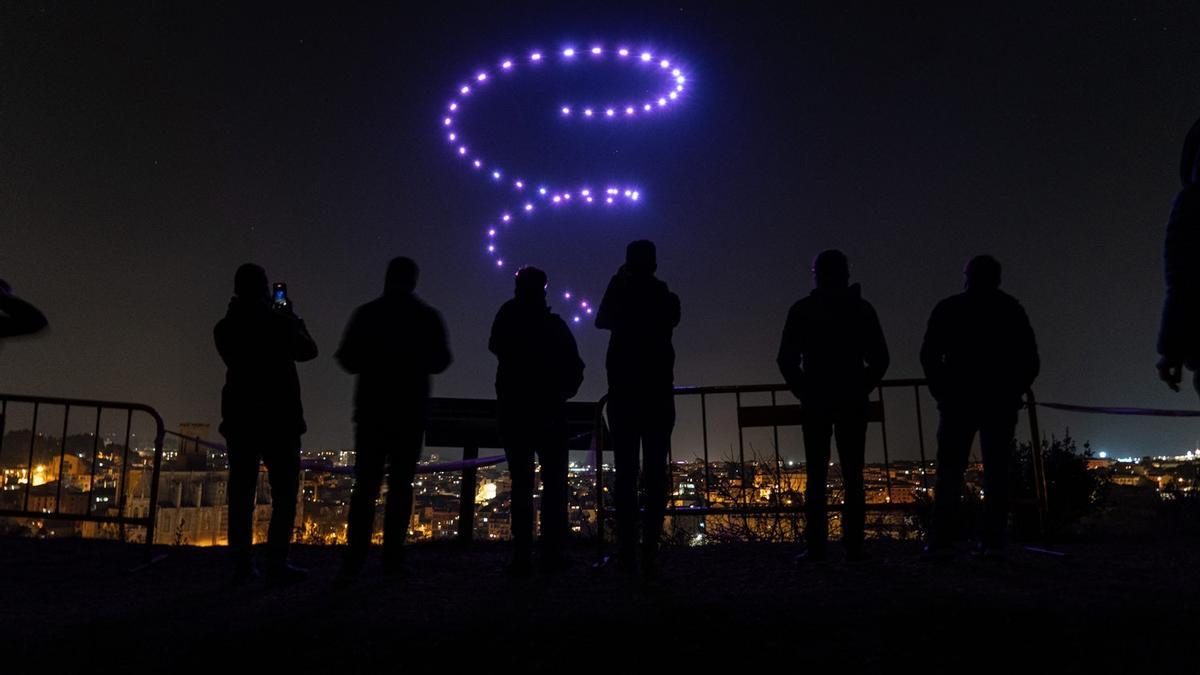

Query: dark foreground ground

[3,503,1198,673]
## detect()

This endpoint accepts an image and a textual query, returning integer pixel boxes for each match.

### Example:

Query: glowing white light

[672,68,681,77]
[669,91,678,99]
[605,108,615,117]
[591,46,602,55]
[658,97,667,106]
[625,106,634,115]
[538,187,547,195]
[530,52,542,61]
[458,146,468,155]
[501,214,511,222]
[443,117,452,126]
[488,245,495,252]
[563,48,575,57]
[514,180,524,189]
[563,193,571,200]
[660,59,670,68]
[553,195,562,203]
[492,171,501,179]
[624,189,631,197]
[461,86,470,94]
[502,60,513,69]
[524,203,533,211]
[618,48,629,56]
[473,159,482,168]
[640,52,652,61]
[586,308,593,314]
[631,191,640,201]
[573,316,581,323]
[497,259,504,267]
[488,229,496,236]
[584,108,593,117]
[643,103,652,111]
[581,189,590,196]
[448,133,456,141]
[449,102,458,111]
[606,188,619,194]
[564,292,571,299]
[586,196,594,203]
[676,76,686,84]
[606,197,614,203]
[580,301,588,308]
[477,72,488,81]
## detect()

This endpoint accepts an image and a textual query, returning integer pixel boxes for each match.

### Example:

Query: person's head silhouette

[385,257,419,296]
[964,255,1002,291]
[625,240,657,276]
[233,263,269,303]
[514,266,548,301]
[811,249,849,289]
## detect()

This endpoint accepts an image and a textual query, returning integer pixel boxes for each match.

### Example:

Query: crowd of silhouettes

[196,115,1200,583]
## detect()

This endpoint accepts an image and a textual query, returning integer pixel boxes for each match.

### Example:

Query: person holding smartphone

[214,263,318,585]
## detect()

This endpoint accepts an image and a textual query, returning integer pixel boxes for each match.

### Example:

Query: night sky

[4,2,1200,459]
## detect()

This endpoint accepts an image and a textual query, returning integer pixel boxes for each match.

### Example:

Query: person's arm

[594,276,620,330]
[776,305,805,398]
[0,290,48,339]
[427,308,452,375]
[334,309,364,374]
[289,311,319,363]
[919,302,947,400]
[862,303,890,391]
[1014,302,1040,394]
[555,318,586,400]
[666,290,681,330]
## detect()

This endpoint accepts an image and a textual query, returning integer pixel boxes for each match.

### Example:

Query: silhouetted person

[777,250,889,562]
[1158,116,1200,399]
[489,266,584,575]
[0,279,48,339]
[214,263,318,585]
[337,257,451,579]
[596,240,680,575]
[921,255,1039,559]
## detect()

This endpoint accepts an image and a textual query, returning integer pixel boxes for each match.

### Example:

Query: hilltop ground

[3,491,1197,673]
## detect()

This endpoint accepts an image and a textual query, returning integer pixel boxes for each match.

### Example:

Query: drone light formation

[439,42,689,322]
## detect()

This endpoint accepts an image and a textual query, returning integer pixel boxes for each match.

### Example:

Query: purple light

[441,41,693,326]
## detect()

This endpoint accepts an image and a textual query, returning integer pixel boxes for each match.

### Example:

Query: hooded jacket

[777,283,889,414]
[920,287,1039,411]
[214,297,318,440]
[594,269,681,394]
[489,295,584,406]
[1158,116,1200,365]
[335,292,451,426]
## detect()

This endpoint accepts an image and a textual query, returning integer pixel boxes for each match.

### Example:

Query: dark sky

[3,1,1200,459]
